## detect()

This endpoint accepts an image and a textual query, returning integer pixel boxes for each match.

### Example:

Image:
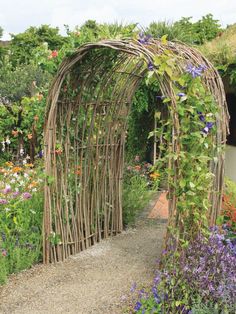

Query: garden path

[0,194,167,314]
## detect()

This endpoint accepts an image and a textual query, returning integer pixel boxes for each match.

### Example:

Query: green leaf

[179,179,186,188]
[155,111,161,119]
[165,66,173,78]
[161,34,168,45]
[189,182,195,188]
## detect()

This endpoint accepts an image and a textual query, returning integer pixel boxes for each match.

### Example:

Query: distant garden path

[0,195,166,314]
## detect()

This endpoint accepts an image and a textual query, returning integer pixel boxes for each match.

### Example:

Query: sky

[0,0,236,40]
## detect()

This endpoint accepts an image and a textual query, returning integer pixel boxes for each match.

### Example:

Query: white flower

[19,180,24,186]
[32,188,37,192]
[26,155,30,160]
[15,188,19,192]
[19,148,24,156]
[2,141,5,152]
[13,173,19,178]
[5,208,11,212]
[10,179,16,183]
[24,173,29,178]
[5,137,11,145]
[22,159,27,165]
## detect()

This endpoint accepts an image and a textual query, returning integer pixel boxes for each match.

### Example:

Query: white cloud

[0,0,236,40]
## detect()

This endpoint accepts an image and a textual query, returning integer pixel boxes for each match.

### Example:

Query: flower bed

[0,162,43,284]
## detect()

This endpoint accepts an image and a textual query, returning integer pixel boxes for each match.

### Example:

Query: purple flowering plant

[138,32,152,45]
[129,228,236,313]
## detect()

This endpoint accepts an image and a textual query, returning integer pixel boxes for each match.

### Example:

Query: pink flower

[1,249,7,257]
[12,191,20,198]
[0,199,8,204]
[22,192,32,199]
[2,185,11,194]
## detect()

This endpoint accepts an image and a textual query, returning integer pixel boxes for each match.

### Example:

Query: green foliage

[225,177,236,206]
[126,82,159,161]
[0,58,50,160]
[148,14,222,45]
[122,167,155,226]
[148,20,188,42]
[191,302,223,314]
[10,25,66,65]
[200,24,236,83]
[0,61,51,103]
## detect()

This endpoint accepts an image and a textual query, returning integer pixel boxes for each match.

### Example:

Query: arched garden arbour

[44,39,228,263]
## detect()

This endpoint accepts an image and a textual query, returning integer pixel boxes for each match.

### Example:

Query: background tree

[10,25,66,65]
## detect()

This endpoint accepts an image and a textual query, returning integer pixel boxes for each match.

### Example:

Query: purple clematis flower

[197,111,205,122]
[177,92,186,97]
[148,61,154,71]
[38,150,44,158]
[186,63,207,78]
[138,32,152,45]
[206,122,214,129]
[202,122,214,135]
[156,95,166,100]
[134,301,142,311]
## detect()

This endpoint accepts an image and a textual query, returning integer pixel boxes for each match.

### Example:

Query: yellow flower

[150,172,160,180]
[25,163,34,168]
[5,162,13,168]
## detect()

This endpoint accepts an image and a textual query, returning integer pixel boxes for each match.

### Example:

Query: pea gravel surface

[0,198,166,314]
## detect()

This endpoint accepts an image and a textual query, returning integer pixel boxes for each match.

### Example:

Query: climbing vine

[143,35,219,249]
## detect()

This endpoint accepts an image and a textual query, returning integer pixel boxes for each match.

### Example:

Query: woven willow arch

[44,39,228,263]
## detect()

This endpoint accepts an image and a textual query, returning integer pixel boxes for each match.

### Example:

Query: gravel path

[0,198,166,314]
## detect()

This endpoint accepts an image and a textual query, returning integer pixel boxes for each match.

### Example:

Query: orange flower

[150,172,160,180]
[12,166,23,173]
[27,133,33,140]
[12,130,19,137]
[55,149,62,155]
[0,167,6,173]
[75,165,81,175]
[37,94,43,101]
[28,181,38,189]
[34,115,39,121]
[134,165,141,171]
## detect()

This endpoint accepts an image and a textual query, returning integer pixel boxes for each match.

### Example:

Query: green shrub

[122,162,157,226]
